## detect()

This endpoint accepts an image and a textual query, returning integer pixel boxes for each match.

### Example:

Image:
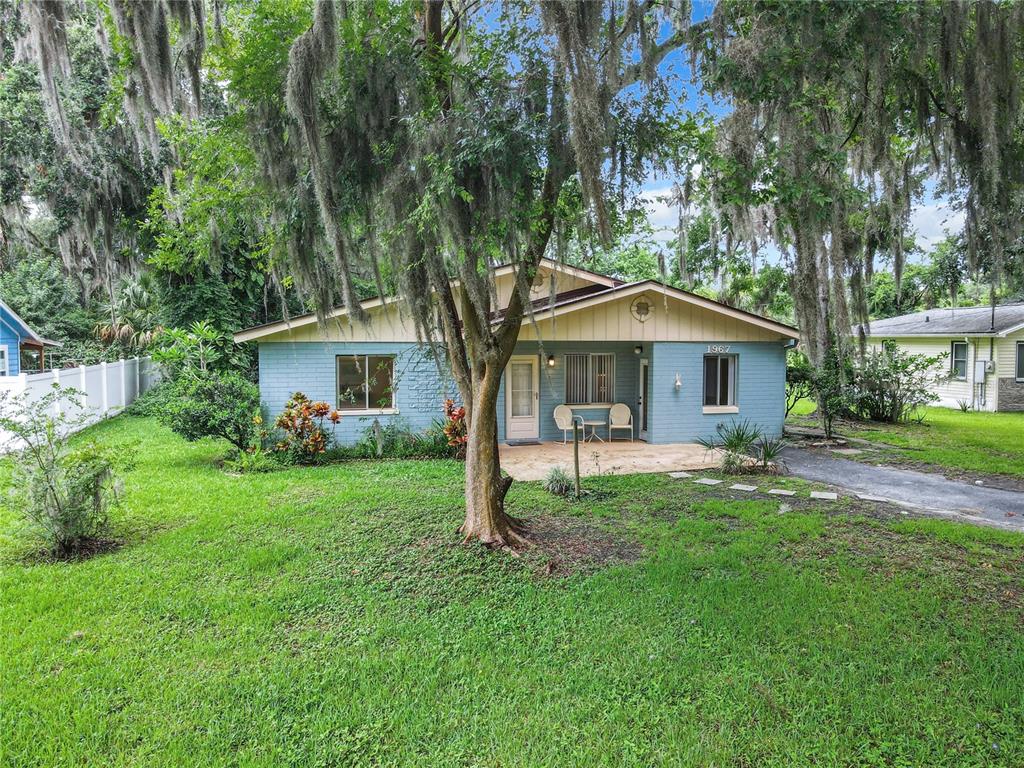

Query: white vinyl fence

[0,357,161,448]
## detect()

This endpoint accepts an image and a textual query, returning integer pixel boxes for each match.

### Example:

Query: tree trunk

[459,366,526,548]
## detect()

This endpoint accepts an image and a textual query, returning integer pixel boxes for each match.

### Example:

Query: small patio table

[582,419,606,442]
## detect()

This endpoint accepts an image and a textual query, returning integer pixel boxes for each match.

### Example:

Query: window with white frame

[0,345,8,376]
[951,341,968,380]
[703,354,737,407]
[564,353,615,404]
[1016,341,1024,382]
[337,354,395,410]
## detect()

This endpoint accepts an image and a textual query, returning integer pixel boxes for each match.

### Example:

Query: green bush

[848,347,942,423]
[542,466,574,496]
[348,418,456,460]
[0,386,136,556]
[124,381,176,417]
[162,372,264,452]
[223,448,282,474]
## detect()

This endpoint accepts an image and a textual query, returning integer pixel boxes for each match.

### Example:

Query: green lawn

[789,402,1024,478]
[3,418,1024,767]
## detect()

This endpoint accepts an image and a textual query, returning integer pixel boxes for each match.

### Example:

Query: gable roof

[234,260,799,342]
[0,298,53,345]
[859,303,1024,338]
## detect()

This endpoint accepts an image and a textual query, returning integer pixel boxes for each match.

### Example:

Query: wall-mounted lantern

[547,355,555,367]
[674,372,682,390]
[634,345,643,355]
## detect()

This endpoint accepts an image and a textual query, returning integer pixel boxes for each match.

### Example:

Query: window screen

[1017,341,1024,381]
[564,353,614,404]
[951,342,968,379]
[337,354,394,410]
[703,355,736,406]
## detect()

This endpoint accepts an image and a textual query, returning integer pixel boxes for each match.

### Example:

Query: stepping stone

[767,488,796,496]
[729,484,758,492]
[694,478,723,486]
[810,491,838,501]
[831,448,865,456]
[668,471,693,479]
[857,493,889,502]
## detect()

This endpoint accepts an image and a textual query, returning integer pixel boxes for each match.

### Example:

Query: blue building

[0,299,60,375]
[235,259,799,446]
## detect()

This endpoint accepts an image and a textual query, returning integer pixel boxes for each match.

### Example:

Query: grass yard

[3,417,1024,767]
[788,402,1024,479]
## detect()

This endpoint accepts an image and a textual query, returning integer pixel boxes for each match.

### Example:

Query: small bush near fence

[0,385,137,557]
[161,372,265,453]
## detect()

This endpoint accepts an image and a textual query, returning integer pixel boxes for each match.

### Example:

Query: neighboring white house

[856,303,1024,412]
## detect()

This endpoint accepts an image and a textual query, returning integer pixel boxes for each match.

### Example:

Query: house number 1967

[707,344,731,353]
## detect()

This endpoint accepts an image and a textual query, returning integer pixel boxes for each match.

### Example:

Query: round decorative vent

[630,294,652,322]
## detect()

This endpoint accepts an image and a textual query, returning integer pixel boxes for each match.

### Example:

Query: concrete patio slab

[810,491,839,500]
[694,478,723,486]
[500,441,721,481]
[668,471,693,479]
[729,484,758,491]
[768,489,796,496]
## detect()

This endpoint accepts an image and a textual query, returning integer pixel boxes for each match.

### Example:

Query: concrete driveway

[783,447,1024,530]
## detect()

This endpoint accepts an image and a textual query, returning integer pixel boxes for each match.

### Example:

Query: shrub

[848,347,942,423]
[274,392,339,463]
[124,380,176,417]
[349,418,454,460]
[720,450,749,474]
[0,386,136,556]
[755,436,787,473]
[698,420,762,454]
[442,399,467,459]
[810,345,852,439]
[162,372,264,452]
[543,466,574,496]
[223,448,282,474]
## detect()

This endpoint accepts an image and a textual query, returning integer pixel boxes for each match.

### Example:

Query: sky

[633,1,963,266]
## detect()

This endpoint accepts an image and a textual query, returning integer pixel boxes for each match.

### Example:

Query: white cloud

[910,199,964,254]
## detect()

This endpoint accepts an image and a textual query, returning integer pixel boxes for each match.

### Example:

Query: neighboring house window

[1017,341,1024,382]
[564,353,615,404]
[950,341,968,379]
[337,355,394,410]
[0,345,7,376]
[703,354,737,407]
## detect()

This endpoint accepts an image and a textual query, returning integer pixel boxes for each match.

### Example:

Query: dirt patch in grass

[524,514,644,577]
[19,536,124,564]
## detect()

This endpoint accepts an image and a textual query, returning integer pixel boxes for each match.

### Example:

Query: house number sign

[707,344,731,353]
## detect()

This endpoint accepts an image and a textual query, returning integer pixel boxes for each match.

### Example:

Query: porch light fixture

[674,372,682,389]
[634,345,643,355]
[547,355,555,367]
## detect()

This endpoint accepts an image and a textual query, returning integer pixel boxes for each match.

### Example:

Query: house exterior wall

[0,306,22,376]
[648,341,787,443]
[257,341,453,445]
[868,336,997,411]
[496,342,643,443]
[995,329,1024,411]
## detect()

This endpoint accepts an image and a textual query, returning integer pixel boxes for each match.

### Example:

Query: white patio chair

[553,405,577,444]
[608,403,633,442]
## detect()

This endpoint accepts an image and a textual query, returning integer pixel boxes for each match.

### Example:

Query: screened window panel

[951,342,968,379]
[591,354,614,403]
[1017,342,1024,380]
[366,355,394,409]
[703,356,718,405]
[337,356,366,410]
[704,355,736,406]
[337,355,394,410]
[565,354,588,404]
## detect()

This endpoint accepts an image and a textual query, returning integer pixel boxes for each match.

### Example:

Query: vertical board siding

[648,342,787,444]
[258,342,454,444]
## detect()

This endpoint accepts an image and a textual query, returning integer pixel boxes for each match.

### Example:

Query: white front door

[506,355,539,441]
[638,358,649,440]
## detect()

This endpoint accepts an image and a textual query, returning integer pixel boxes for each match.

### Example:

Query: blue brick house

[0,298,59,375]
[235,259,799,445]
